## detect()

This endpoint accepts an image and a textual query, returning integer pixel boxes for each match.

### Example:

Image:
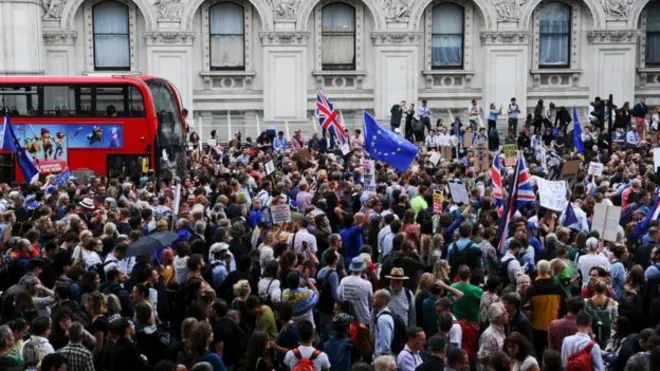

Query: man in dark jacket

[390,101,406,132]
[101,268,135,318]
[416,334,446,371]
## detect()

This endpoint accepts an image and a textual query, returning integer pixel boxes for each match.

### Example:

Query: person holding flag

[1,115,39,184]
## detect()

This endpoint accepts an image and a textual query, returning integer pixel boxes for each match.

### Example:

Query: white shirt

[173,255,189,285]
[287,229,318,254]
[21,335,55,359]
[284,346,331,371]
[257,277,282,303]
[396,344,423,371]
[578,253,611,287]
[560,332,605,371]
[72,246,102,269]
[339,274,373,324]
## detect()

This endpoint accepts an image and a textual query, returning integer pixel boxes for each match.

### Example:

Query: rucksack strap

[309,349,321,361]
[292,348,302,359]
[583,341,596,354]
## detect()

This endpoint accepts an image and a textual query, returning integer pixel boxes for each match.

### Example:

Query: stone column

[371,32,421,120]
[479,31,531,114]
[145,32,196,113]
[586,30,638,102]
[259,32,309,123]
[0,0,45,73]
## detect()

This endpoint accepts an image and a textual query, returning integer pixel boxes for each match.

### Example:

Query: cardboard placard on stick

[441,146,453,161]
[502,144,517,166]
[476,142,489,172]
[270,204,292,224]
[591,203,622,242]
[560,159,582,180]
[463,132,474,149]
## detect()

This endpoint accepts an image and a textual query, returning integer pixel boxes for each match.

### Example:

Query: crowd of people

[0,96,660,371]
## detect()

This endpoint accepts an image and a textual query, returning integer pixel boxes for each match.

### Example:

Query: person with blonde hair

[373,355,396,371]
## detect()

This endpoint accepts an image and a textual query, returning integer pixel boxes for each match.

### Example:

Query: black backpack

[498,257,517,288]
[203,261,221,288]
[448,242,483,281]
[412,118,424,133]
[317,270,338,314]
[416,208,434,235]
[377,310,407,354]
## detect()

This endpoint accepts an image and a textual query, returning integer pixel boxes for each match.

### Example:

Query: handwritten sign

[502,144,517,166]
[429,152,441,166]
[476,142,489,172]
[340,142,351,156]
[463,132,474,149]
[591,203,622,242]
[264,159,276,176]
[363,159,376,192]
[536,178,566,212]
[588,162,604,177]
[448,182,469,205]
[433,192,444,214]
[270,204,292,224]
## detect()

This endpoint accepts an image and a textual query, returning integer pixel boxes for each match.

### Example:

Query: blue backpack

[323,337,352,371]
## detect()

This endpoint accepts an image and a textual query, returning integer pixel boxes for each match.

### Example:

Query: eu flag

[562,202,578,228]
[363,112,418,172]
[1,116,39,184]
[572,107,584,154]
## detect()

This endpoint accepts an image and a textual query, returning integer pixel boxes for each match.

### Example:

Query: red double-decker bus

[0,75,187,182]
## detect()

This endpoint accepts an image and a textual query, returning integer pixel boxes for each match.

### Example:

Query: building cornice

[370,32,423,46]
[259,32,310,46]
[479,31,532,45]
[587,30,638,44]
[42,31,78,45]
[144,32,196,45]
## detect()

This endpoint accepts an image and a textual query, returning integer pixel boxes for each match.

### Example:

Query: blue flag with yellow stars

[363,111,418,172]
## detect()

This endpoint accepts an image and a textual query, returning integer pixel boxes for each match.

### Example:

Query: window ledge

[530,69,582,75]
[638,67,660,73]
[422,70,475,76]
[311,70,367,76]
[199,71,256,77]
[83,71,141,76]
[200,71,255,90]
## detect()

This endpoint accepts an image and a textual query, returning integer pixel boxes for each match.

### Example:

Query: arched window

[538,2,571,68]
[209,2,245,70]
[647,3,660,66]
[322,3,356,70]
[431,3,464,68]
[92,1,130,70]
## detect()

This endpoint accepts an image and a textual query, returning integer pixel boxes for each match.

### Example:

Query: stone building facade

[0,0,657,140]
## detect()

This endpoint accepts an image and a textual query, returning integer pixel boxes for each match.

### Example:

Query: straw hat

[385,267,409,280]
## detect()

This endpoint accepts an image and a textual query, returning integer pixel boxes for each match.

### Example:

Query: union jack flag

[316,91,347,143]
[497,151,535,253]
[491,153,504,217]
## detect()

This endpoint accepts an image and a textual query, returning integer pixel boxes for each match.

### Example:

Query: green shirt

[257,305,278,341]
[411,196,428,218]
[449,282,483,323]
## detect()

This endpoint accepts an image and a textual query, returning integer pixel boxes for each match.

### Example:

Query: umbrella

[125,231,178,258]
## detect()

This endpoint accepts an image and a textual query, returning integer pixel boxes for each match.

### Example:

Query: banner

[502,144,517,166]
[591,203,622,242]
[2,123,124,173]
[537,178,567,212]
[363,159,376,192]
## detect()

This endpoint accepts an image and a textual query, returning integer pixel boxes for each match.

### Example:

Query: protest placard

[588,162,604,177]
[264,159,276,176]
[270,204,292,224]
[441,146,453,161]
[173,183,182,216]
[449,182,469,204]
[536,178,567,212]
[463,132,474,149]
[591,203,622,242]
[433,192,443,214]
[340,142,351,155]
[560,159,581,180]
[363,159,376,191]
[503,144,517,166]
[429,152,441,166]
[476,142,489,172]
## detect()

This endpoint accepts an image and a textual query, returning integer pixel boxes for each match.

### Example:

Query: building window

[431,3,464,69]
[209,2,245,70]
[538,2,571,68]
[322,3,356,71]
[647,4,660,66]
[92,1,130,71]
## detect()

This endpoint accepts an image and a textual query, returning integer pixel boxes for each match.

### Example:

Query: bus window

[146,79,185,178]
[95,86,127,117]
[79,87,93,116]
[128,86,145,117]
[0,86,39,116]
[43,86,76,116]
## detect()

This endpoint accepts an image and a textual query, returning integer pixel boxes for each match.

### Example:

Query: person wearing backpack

[447,223,485,285]
[584,279,618,348]
[373,289,406,358]
[560,312,605,371]
[395,327,426,371]
[322,314,359,371]
[283,320,331,371]
[317,253,340,342]
[384,268,416,327]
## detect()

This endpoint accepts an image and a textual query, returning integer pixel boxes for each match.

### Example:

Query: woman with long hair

[401,209,421,249]
[190,321,227,371]
[414,273,435,328]
[504,332,540,371]
[109,318,151,371]
[245,331,273,371]
[619,264,646,331]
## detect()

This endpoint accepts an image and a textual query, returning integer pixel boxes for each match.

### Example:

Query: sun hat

[79,198,93,209]
[349,256,367,272]
[385,267,409,280]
